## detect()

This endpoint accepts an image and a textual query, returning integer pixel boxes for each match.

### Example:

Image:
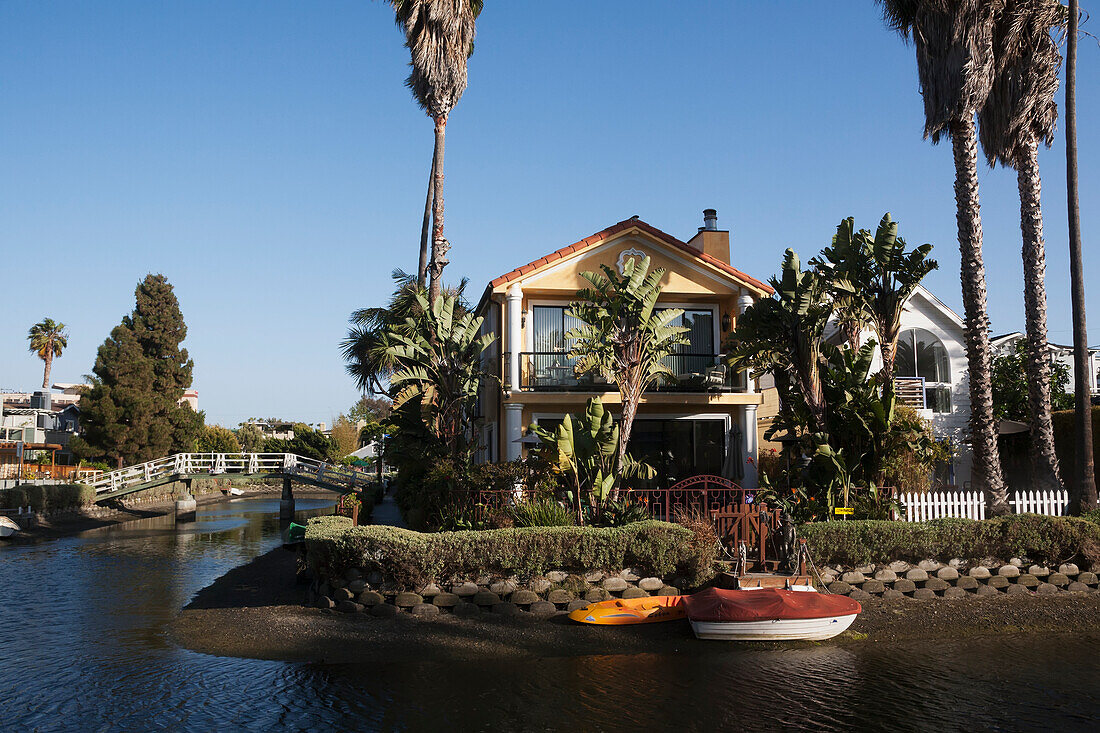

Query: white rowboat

[0,516,22,538]
[684,587,862,642]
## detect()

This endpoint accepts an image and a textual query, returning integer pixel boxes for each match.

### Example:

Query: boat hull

[568,595,686,625]
[690,613,858,641]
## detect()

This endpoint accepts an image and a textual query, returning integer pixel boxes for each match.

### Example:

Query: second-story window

[896,328,952,413]
[531,306,584,353]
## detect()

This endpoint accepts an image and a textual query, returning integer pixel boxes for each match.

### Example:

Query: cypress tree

[74,274,202,467]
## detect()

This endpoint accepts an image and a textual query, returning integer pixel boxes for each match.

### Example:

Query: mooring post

[175,477,197,521]
[280,477,295,521]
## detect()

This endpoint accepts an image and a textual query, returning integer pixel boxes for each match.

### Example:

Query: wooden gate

[631,475,782,572]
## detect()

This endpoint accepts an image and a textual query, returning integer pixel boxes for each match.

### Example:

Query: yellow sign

[833,507,854,515]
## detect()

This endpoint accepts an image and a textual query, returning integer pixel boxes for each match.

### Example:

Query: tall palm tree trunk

[417,155,435,289]
[1065,0,1097,511]
[427,113,450,303]
[1016,137,1063,493]
[42,349,52,389]
[949,116,1008,512]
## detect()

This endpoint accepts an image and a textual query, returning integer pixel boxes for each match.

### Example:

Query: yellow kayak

[568,595,687,625]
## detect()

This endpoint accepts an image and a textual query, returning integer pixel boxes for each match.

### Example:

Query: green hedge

[0,484,96,513]
[304,517,716,589]
[799,515,1100,567]
[1052,406,1100,490]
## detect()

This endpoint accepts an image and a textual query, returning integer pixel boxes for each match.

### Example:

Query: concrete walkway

[371,490,406,528]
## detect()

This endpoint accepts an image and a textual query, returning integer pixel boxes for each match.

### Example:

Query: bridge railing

[86,453,372,495]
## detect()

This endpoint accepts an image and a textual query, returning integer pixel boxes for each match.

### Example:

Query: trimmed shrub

[1052,406,1100,490]
[799,515,1100,568]
[304,517,715,590]
[0,484,96,512]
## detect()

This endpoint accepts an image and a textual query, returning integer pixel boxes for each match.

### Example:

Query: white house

[990,332,1100,398]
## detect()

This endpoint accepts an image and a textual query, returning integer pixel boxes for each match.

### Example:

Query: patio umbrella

[723,425,744,481]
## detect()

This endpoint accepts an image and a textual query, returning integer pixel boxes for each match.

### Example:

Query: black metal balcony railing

[503,352,747,393]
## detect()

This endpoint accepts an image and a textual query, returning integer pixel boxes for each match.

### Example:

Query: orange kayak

[568,595,687,625]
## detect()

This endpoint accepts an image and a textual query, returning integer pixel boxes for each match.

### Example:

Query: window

[531,306,584,353]
[896,328,952,412]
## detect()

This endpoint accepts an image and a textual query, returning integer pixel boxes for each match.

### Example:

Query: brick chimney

[686,208,730,263]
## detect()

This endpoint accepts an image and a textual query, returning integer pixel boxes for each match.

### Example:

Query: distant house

[990,332,1100,399]
[243,421,296,440]
[473,210,772,490]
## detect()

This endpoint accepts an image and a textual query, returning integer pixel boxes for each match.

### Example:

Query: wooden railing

[894,376,926,409]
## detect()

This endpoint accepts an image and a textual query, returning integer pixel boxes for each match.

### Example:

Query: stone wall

[309,566,686,619]
[818,558,1099,601]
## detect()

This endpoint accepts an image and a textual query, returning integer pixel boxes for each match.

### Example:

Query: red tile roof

[487,216,773,294]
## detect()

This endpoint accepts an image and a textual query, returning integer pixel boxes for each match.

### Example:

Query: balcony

[894,376,927,409]
[503,352,747,393]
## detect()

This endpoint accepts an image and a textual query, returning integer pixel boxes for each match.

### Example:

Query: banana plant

[385,290,497,460]
[529,397,654,524]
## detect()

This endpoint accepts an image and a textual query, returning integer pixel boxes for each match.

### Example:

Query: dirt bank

[169,548,1100,664]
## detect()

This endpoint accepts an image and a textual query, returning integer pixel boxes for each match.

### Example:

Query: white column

[742,404,758,491]
[736,295,758,489]
[737,294,755,395]
[506,283,523,393]
[503,402,525,461]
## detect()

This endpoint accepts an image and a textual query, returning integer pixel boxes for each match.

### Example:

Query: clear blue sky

[2,1,1097,426]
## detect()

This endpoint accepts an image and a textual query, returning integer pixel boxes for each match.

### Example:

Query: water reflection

[1,496,1098,732]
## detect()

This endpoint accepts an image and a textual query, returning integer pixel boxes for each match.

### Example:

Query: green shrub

[0,484,95,512]
[511,499,575,527]
[304,517,715,589]
[799,515,1100,567]
[1051,406,1100,491]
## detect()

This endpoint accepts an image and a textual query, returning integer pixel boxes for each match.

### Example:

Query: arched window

[895,328,952,412]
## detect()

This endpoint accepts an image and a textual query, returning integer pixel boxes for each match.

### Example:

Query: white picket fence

[898,489,1069,522]
[900,491,986,522]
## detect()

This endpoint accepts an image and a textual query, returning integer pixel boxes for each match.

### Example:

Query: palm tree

[566,256,689,481]
[341,269,468,394]
[817,214,938,406]
[978,0,1065,493]
[878,0,1009,511]
[389,1,482,302]
[1063,0,1097,510]
[27,318,68,389]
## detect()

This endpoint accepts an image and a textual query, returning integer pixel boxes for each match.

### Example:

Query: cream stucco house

[473,210,772,490]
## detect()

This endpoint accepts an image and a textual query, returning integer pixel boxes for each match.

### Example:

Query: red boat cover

[683,588,861,623]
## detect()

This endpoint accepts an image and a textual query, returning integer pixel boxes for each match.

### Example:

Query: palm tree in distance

[978,0,1066,494]
[1063,0,1097,510]
[877,0,1009,512]
[27,318,69,389]
[389,1,482,301]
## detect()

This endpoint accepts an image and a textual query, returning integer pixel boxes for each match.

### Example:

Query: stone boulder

[997,565,1020,578]
[854,565,875,574]
[639,577,664,592]
[657,586,681,597]
[602,577,630,593]
[453,602,480,618]
[358,590,385,606]
[1035,583,1060,596]
[1027,565,1050,578]
[528,578,553,594]
[874,569,898,582]
[861,580,886,594]
[566,599,589,612]
[882,588,906,600]
[511,590,540,606]
[452,582,479,597]
[530,601,558,616]
[370,602,399,618]
[923,578,950,592]
[472,591,501,606]
[967,566,992,579]
[432,592,460,608]
[410,603,440,617]
[622,587,648,600]
[905,568,929,582]
[849,589,873,602]
[917,559,942,572]
[912,588,936,600]
[619,569,641,582]
[935,567,959,581]
[955,576,979,591]
[315,596,335,610]
[348,579,367,594]
[491,602,521,616]
[1047,573,1070,587]
[893,579,916,593]
[333,587,355,602]
[1005,583,1030,595]
[546,571,568,583]
[1016,574,1040,588]
[887,561,911,573]
[1009,557,1025,567]
[975,584,1000,597]
[583,571,605,583]
[1058,563,1080,577]
[585,588,611,603]
[987,576,1010,589]
[394,592,423,607]
[1067,581,1090,593]
[827,581,852,595]
[419,583,441,598]
[547,589,574,605]
[943,587,968,600]
[490,580,518,596]
[841,571,867,584]
[1077,572,1098,586]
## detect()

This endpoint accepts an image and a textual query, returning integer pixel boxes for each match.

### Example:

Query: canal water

[2,495,1098,732]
